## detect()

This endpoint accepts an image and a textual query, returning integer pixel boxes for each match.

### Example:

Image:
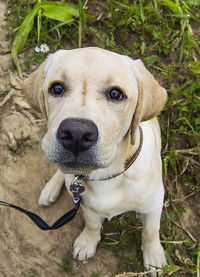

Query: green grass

[60,254,74,273]
[26,267,37,277]
[9,0,200,276]
[91,272,102,277]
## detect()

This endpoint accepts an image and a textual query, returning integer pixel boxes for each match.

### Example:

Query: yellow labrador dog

[24,47,167,275]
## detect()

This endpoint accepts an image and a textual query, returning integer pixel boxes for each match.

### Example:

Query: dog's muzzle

[57,118,99,157]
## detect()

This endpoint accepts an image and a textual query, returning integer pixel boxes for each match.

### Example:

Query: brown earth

[0,2,118,276]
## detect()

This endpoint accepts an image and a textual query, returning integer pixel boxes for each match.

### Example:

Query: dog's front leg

[73,206,103,261]
[39,170,65,206]
[141,202,167,276]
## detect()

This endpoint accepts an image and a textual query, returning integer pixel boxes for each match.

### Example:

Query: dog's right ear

[130,59,167,144]
[23,54,53,114]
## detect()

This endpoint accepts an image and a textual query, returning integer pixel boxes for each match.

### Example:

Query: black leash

[0,176,85,231]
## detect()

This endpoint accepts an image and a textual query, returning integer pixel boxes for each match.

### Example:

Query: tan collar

[124,126,143,171]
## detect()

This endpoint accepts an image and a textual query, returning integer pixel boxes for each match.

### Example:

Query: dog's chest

[81,177,147,219]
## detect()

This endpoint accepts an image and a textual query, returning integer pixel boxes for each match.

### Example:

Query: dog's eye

[49,83,65,97]
[108,88,124,100]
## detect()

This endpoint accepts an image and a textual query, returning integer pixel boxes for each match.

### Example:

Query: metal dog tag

[70,176,85,204]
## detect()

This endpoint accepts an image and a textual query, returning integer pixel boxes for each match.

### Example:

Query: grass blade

[37,9,42,43]
[48,19,74,33]
[78,0,86,48]
[37,0,42,43]
[197,250,200,277]
[139,0,145,22]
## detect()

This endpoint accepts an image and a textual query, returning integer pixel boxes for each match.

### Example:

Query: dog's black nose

[57,118,98,156]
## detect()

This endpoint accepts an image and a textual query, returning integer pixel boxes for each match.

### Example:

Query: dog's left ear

[130,59,167,144]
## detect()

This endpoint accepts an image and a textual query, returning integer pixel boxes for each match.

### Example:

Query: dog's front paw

[73,228,100,261]
[143,241,166,276]
[38,182,61,206]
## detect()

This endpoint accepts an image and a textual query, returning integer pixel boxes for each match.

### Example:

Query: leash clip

[70,176,85,206]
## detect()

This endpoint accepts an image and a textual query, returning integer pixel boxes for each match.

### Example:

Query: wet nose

[57,118,98,156]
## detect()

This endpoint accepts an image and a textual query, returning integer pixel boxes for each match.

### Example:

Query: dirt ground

[0,2,118,276]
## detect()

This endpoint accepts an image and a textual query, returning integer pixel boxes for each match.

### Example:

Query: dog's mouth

[44,144,104,174]
[58,160,102,175]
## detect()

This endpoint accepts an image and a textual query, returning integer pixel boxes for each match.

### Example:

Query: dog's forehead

[45,47,132,79]
[54,47,123,64]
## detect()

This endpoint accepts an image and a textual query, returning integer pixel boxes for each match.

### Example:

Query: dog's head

[24,47,167,175]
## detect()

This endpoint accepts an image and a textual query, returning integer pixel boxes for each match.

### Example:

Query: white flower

[40,43,49,53]
[35,43,49,53]
[35,46,41,53]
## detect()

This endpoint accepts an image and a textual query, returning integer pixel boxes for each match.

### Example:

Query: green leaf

[144,55,159,66]
[185,0,200,6]
[191,60,200,74]
[40,2,78,22]
[162,0,183,15]
[11,4,40,74]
